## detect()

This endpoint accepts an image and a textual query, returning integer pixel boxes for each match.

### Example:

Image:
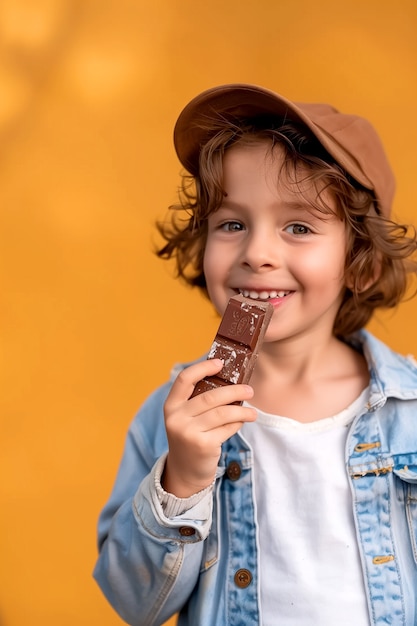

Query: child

[94,84,417,626]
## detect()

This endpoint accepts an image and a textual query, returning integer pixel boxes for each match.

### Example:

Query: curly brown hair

[156,117,417,337]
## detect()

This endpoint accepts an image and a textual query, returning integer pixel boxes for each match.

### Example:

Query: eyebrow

[217,198,336,222]
[217,199,245,210]
[219,198,321,212]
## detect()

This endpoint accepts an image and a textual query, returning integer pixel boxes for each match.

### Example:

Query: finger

[191,382,255,410]
[166,359,224,407]
[215,420,249,442]
[191,406,257,450]
[168,404,256,443]
[166,387,256,440]
[200,404,257,433]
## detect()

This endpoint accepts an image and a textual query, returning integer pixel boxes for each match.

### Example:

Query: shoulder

[353,330,417,400]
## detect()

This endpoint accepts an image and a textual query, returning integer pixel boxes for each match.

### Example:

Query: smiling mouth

[238,289,291,300]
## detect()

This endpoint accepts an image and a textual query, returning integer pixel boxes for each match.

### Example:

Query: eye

[219,221,245,232]
[286,223,311,235]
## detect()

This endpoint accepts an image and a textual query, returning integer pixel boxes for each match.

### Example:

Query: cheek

[202,243,221,287]
[202,246,213,279]
[295,245,347,284]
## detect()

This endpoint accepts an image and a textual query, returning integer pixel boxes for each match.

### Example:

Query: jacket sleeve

[93,381,214,626]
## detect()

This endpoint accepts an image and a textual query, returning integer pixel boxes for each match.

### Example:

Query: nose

[240,230,280,272]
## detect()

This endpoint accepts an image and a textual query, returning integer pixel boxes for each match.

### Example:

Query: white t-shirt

[240,388,370,626]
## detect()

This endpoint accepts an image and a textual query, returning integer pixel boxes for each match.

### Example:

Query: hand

[162,359,256,498]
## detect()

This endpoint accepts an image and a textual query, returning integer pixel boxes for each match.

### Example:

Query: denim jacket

[94,330,417,626]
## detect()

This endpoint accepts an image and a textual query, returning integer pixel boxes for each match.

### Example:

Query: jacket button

[226,460,242,481]
[234,568,252,588]
[179,526,196,537]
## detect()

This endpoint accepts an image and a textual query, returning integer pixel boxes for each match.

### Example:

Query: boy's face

[203,141,348,347]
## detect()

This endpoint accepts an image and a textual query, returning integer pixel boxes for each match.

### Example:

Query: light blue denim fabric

[93,330,417,625]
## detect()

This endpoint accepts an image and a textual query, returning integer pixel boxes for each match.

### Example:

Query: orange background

[0,1,416,625]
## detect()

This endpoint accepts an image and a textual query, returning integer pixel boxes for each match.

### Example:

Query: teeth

[239,289,289,299]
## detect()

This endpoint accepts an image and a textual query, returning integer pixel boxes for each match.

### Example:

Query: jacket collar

[349,329,417,403]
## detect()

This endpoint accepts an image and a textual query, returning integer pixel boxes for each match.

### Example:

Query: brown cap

[173,83,395,217]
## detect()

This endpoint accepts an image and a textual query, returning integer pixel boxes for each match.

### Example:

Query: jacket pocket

[393,458,417,566]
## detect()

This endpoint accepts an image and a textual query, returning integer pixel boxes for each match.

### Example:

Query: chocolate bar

[190,295,273,402]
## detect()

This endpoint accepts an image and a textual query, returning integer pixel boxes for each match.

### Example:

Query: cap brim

[174,83,370,189]
[173,83,395,217]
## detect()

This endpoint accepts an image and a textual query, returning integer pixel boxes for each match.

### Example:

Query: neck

[249,332,369,421]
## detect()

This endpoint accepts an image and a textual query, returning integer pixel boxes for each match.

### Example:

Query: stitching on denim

[372,554,395,565]
[352,465,393,479]
[354,441,381,452]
